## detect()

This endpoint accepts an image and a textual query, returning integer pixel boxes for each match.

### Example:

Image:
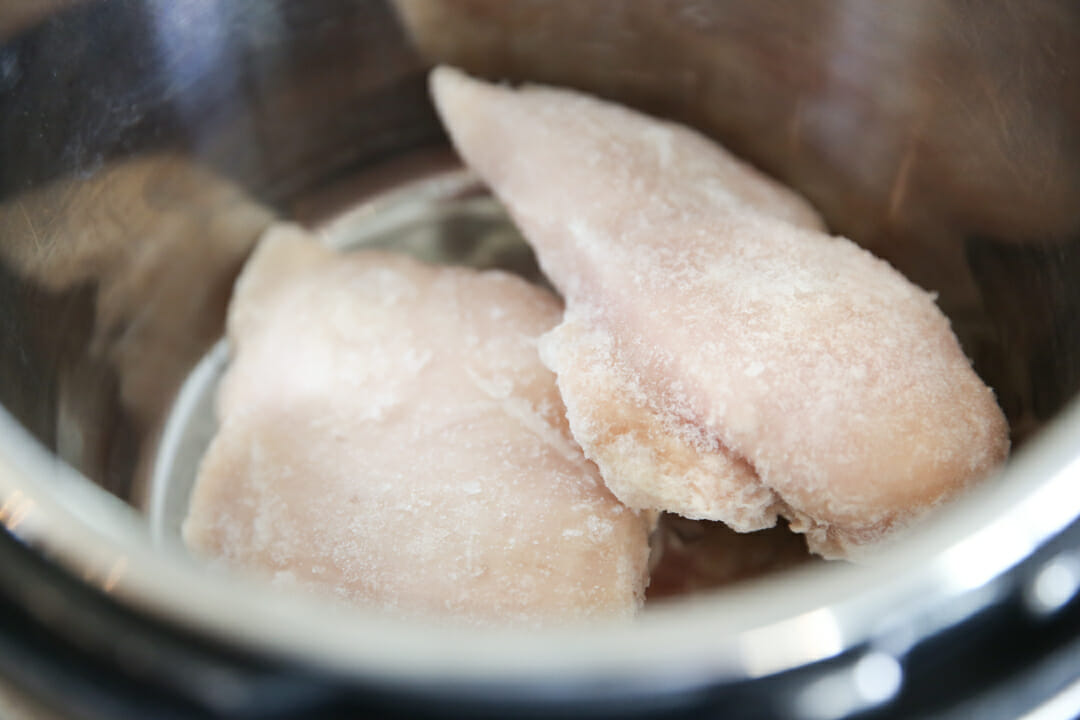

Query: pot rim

[0,397,1077,695]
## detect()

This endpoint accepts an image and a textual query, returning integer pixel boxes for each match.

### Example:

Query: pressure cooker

[1,2,1079,718]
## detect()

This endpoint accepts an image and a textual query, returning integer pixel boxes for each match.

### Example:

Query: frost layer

[183,226,652,624]
[430,66,1009,558]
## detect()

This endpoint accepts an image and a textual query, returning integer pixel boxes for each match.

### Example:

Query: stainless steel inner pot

[1,2,1079,718]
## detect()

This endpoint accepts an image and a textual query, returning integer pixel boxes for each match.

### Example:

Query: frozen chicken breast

[430,66,1009,558]
[183,225,652,625]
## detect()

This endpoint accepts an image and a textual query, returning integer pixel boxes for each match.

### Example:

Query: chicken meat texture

[183,225,652,625]
[430,66,1009,558]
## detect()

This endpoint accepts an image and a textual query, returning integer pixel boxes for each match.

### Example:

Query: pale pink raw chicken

[430,66,1010,558]
[182,225,652,625]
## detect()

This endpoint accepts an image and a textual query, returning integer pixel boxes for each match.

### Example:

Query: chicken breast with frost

[430,66,1009,558]
[183,225,652,625]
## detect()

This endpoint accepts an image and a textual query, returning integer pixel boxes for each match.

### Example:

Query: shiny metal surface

[0,0,1079,712]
